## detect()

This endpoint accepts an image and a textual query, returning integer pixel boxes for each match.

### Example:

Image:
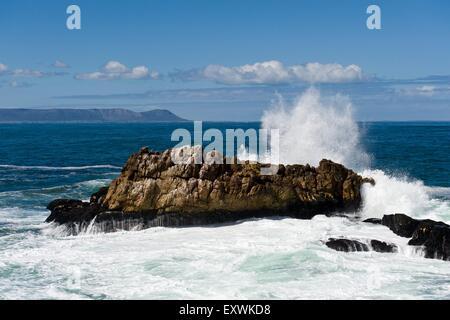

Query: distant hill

[0,108,188,122]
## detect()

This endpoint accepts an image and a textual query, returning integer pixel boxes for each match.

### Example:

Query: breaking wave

[261,87,370,170]
[262,88,450,223]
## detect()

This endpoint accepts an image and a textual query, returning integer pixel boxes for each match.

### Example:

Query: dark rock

[45,199,88,223]
[407,220,441,245]
[381,214,420,238]
[90,187,109,205]
[380,213,450,261]
[370,240,397,253]
[326,238,369,252]
[363,218,382,224]
[408,221,450,260]
[326,238,397,253]
[362,177,376,186]
[46,200,101,224]
[47,199,85,211]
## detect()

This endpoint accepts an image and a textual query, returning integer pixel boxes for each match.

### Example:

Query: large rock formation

[46,146,374,234]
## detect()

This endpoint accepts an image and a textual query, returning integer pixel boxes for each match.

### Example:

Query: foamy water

[1,164,450,300]
[2,211,450,300]
[360,170,450,222]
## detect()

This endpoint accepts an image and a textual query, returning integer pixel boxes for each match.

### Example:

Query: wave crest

[261,87,370,169]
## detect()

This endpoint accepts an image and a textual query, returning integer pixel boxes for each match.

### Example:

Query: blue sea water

[0,122,450,299]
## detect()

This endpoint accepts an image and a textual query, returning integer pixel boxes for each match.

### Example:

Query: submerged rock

[362,213,450,261]
[46,146,373,234]
[326,238,397,253]
[370,240,398,253]
[326,238,369,252]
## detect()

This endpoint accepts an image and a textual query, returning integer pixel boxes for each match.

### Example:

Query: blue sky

[0,0,450,120]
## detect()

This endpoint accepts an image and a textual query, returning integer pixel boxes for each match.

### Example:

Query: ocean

[0,121,450,299]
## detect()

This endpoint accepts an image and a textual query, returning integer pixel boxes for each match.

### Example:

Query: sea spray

[261,88,450,223]
[360,169,450,222]
[261,87,370,170]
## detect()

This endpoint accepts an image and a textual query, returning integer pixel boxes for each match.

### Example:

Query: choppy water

[0,121,450,299]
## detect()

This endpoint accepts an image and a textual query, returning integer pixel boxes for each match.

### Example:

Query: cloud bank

[171,60,364,85]
[75,60,159,80]
[0,63,67,78]
[53,60,69,68]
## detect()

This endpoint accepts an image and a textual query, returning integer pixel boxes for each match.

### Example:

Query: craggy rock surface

[102,147,373,215]
[46,146,374,233]
[326,238,397,253]
[381,214,420,238]
[379,213,450,261]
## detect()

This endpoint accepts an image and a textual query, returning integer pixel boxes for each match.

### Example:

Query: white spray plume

[261,87,370,169]
[259,88,450,222]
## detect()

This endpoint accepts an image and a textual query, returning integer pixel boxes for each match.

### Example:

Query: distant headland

[0,108,188,123]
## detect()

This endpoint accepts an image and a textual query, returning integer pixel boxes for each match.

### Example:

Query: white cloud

[289,63,363,83]
[12,69,45,78]
[103,61,128,73]
[397,85,438,97]
[417,85,435,96]
[2,62,66,78]
[75,60,159,80]
[15,69,67,78]
[53,60,69,68]
[187,60,364,85]
[124,66,156,80]
[204,60,290,85]
[0,63,8,74]
[9,80,33,88]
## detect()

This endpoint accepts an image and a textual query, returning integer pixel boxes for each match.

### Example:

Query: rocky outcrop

[46,146,374,234]
[326,238,397,253]
[378,214,450,261]
[381,214,420,238]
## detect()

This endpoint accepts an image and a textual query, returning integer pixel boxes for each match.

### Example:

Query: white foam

[1,217,449,299]
[261,88,370,169]
[360,169,450,222]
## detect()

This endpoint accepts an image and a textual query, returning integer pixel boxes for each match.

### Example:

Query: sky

[0,0,450,121]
